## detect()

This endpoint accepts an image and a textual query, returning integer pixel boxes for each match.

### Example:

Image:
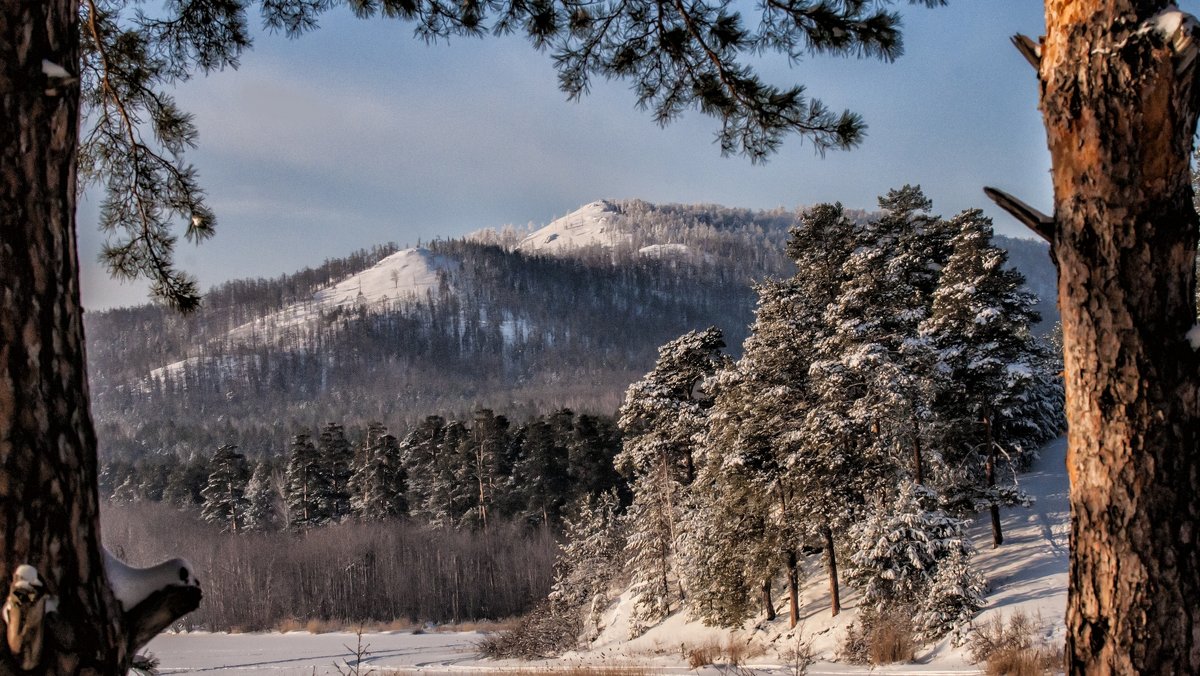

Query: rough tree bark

[822,526,840,617]
[785,550,800,628]
[995,1,1200,671]
[0,3,200,673]
[983,408,1002,548]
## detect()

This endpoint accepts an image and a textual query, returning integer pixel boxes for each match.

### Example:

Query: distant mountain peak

[517,200,628,254]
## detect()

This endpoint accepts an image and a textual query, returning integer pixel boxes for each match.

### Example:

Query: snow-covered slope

[227,247,455,341]
[572,438,1069,672]
[150,248,456,381]
[516,201,630,254]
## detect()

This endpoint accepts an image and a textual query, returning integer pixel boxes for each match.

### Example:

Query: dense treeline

[102,408,623,534]
[86,201,1055,464]
[532,188,1064,654]
[100,407,620,630]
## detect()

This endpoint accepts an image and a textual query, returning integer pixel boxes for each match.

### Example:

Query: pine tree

[285,431,331,530]
[319,422,354,522]
[920,209,1054,545]
[349,421,388,515]
[513,417,571,528]
[913,546,987,643]
[244,460,281,532]
[549,491,626,641]
[566,413,622,501]
[460,409,516,529]
[200,444,251,533]
[400,415,448,525]
[617,327,726,634]
[351,428,408,522]
[848,482,979,620]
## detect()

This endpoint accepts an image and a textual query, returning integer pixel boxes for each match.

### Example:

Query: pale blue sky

[79,1,1183,309]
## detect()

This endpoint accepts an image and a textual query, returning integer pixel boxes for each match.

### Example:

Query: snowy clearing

[147,438,1067,675]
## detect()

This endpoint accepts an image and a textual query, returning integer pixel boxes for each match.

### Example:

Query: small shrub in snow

[685,640,721,668]
[840,609,917,665]
[780,629,815,676]
[476,602,581,659]
[967,612,1061,676]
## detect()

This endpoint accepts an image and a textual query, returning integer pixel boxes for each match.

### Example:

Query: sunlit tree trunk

[1037,1,1200,670]
[822,526,840,617]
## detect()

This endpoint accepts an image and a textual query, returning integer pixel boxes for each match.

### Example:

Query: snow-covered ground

[147,439,1068,675]
[146,629,482,674]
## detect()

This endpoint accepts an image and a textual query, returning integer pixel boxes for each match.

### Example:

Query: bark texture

[822,526,840,617]
[1,3,199,673]
[1039,1,1200,671]
[0,3,130,673]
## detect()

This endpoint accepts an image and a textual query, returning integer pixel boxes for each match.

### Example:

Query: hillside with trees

[86,199,1054,467]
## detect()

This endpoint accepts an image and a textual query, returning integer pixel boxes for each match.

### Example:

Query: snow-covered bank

[147,439,1067,675]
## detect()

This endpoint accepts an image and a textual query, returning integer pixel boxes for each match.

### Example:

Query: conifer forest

[95,191,1064,649]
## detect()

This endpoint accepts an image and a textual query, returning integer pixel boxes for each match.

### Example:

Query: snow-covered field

[147,439,1068,675]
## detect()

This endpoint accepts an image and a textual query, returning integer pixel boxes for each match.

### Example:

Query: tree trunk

[785,550,800,628]
[984,408,1002,548]
[0,2,129,672]
[1038,2,1200,671]
[822,526,840,617]
[761,578,775,621]
[0,4,199,672]
[910,411,924,485]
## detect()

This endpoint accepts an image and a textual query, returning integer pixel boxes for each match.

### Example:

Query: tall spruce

[200,444,251,533]
[318,422,354,522]
[244,460,280,532]
[285,431,331,530]
[351,427,408,522]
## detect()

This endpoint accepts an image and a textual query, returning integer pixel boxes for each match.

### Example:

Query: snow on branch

[103,548,202,652]
[103,548,199,611]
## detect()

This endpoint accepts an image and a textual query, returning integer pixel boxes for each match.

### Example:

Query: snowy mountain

[516,200,630,254]
[229,247,455,342]
[86,199,1057,462]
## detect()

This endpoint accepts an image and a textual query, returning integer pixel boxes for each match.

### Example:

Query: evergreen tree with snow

[400,415,448,525]
[548,490,626,641]
[285,431,331,530]
[566,413,622,502]
[244,460,280,532]
[919,209,1056,545]
[351,427,408,522]
[200,444,251,533]
[319,422,355,522]
[617,327,726,634]
[676,475,765,627]
[162,457,208,508]
[349,421,389,513]
[459,409,517,529]
[513,416,571,528]
[912,546,987,643]
[848,481,981,627]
